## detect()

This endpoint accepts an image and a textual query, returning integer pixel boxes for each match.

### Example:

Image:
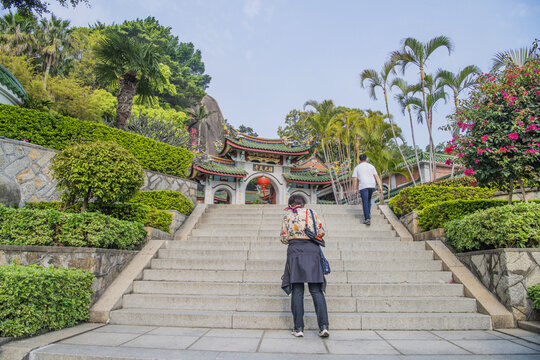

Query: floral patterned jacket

[280,207,326,244]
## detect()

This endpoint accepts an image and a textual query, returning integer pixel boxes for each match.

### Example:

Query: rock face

[0,175,21,207]
[200,95,226,156]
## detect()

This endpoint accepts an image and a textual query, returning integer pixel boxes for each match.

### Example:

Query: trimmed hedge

[0,104,194,177]
[427,176,477,187]
[528,284,540,310]
[0,206,146,249]
[131,190,194,215]
[418,199,509,231]
[0,264,94,337]
[388,185,495,217]
[24,201,172,232]
[446,202,540,251]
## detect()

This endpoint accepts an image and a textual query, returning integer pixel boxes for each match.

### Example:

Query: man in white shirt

[352,154,383,225]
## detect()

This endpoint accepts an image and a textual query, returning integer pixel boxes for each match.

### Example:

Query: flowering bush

[447,60,540,192]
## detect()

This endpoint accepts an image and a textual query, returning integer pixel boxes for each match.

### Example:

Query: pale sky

[47,0,539,148]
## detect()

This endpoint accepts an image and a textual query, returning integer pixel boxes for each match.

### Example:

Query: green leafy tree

[95,30,164,130]
[68,26,104,88]
[238,124,258,137]
[1,0,88,16]
[360,61,415,183]
[0,10,36,56]
[392,36,454,180]
[277,109,315,145]
[51,141,144,212]
[448,59,540,203]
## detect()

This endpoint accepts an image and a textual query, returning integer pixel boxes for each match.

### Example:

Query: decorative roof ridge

[0,64,27,100]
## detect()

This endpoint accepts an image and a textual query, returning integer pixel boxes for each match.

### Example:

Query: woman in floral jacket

[280,195,329,338]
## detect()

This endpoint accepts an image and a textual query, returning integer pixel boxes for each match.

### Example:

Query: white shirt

[352,162,378,190]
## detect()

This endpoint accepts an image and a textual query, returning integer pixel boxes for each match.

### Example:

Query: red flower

[508,133,519,140]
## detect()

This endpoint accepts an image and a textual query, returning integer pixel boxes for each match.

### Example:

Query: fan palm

[35,14,72,89]
[360,61,415,184]
[0,11,36,56]
[491,45,539,72]
[391,36,454,181]
[95,30,164,130]
[391,78,423,183]
[435,65,480,116]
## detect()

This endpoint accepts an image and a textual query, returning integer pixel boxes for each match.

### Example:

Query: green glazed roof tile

[225,136,311,154]
[0,65,27,100]
[194,161,248,176]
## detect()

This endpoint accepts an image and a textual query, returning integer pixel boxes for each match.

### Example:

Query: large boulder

[0,175,21,207]
[200,95,226,156]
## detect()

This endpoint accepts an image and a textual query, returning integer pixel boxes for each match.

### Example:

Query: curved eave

[192,164,246,178]
[223,139,310,156]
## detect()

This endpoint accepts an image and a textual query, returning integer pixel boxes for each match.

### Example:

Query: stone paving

[29,325,540,359]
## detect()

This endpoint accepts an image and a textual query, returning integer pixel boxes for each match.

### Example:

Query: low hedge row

[446,202,540,251]
[528,284,540,310]
[418,199,509,231]
[24,201,172,232]
[0,264,94,337]
[426,176,477,187]
[131,190,194,216]
[0,104,194,177]
[0,206,146,249]
[388,185,495,217]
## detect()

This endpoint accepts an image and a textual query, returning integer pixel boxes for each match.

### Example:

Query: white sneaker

[291,329,304,337]
[319,328,329,338]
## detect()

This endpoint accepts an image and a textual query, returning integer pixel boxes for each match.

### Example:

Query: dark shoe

[291,328,304,337]
[364,219,371,225]
[318,325,329,338]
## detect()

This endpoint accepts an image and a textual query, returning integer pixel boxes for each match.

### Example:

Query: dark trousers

[291,282,329,330]
[360,187,375,220]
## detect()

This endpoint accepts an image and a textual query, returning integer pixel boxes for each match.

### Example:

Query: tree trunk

[384,89,416,185]
[407,105,423,183]
[508,182,514,205]
[450,92,459,178]
[420,66,435,181]
[116,73,139,130]
[43,55,53,90]
[518,179,528,203]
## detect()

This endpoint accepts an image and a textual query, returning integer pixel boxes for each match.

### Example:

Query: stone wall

[0,137,197,206]
[0,245,137,305]
[400,211,421,235]
[457,249,540,321]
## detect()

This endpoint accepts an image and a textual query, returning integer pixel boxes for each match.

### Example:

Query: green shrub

[418,199,509,231]
[388,185,495,217]
[0,264,94,337]
[24,201,172,233]
[528,284,540,310]
[0,104,194,177]
[52,142,144,208]
[446,203,540,251]
[131,190,194,215]
[427,176,477,187]
[0,206,146,249]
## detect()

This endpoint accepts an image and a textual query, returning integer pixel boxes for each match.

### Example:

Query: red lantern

[257,176,271,197]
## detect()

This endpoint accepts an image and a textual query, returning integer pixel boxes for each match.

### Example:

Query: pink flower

[481,135,489,142]
[445,159,452,165]
[464,167,475,176]
[477,149,484,155]
[508,133,519,140]
[475,159,479,164]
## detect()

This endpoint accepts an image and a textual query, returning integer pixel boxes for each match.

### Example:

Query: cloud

[243,0,261,19]
[244,50,253,61]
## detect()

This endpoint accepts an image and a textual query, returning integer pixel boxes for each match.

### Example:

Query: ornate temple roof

[0,65,27,103]
[218,132,311,156]
[189,155,247,178]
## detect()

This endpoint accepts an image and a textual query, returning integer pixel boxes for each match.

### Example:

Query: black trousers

[291,282,329,330]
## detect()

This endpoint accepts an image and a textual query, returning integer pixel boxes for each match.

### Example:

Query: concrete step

[156,249,434,261]
[150,258,442,272]
[132,281,465,297]
[189,228,397,237]
[166,239,421,251]
[122,294,477,313]
[109,309,491,330]
[182,235,402,243]
[194,222,395,231]
[142,269,453,284]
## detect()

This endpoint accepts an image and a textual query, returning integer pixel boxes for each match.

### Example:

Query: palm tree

[95,30,164,130]
[35,14,72,90]
[391,77,423,183]
[491,43,539,72]
[184,104,215,150]
[360,61,415,184]
[391,36,454,181]
[435,65,480,116]
[0,11,36,56]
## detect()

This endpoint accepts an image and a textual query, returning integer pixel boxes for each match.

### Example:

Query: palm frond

[491,47,534,72]
[425,35,454,58]
[360,69,381,100]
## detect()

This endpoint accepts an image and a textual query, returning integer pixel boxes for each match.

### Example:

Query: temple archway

[212,185,234,204]
[242,173,282,205]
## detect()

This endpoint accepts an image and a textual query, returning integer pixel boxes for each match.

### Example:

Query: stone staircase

[108,204,492,330]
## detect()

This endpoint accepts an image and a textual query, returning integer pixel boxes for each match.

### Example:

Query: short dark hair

[359,154,368,162]
[288,194,305,207]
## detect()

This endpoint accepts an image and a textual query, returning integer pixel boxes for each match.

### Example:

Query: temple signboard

[253,164,274,173]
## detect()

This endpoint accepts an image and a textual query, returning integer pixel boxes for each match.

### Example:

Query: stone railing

[457,248,540,321]
[0,245,137,305]
[0,137,197,206]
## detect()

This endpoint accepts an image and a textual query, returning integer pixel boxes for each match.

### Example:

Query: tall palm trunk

[407,105,423,183]
[43,55,53,90]
[420,67,435,181]
[383,89,416,185]
[116,73,138,130]
[450,91,459,178]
